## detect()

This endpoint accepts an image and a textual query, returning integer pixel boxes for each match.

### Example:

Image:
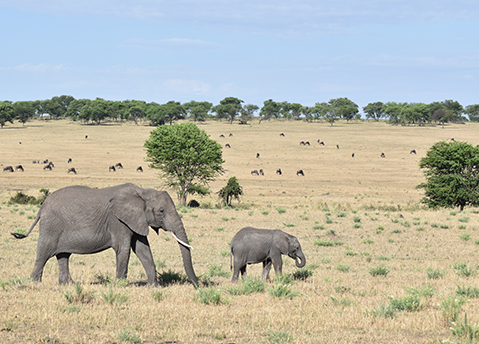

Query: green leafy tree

[14,101,35,126]
[465,104,479,122]
[0,101,14,128]
[382,102,404,125]
[65,99,90,121]
[145,123,224,206]
[363,102,384,121]
[239,104,259,124]
[217,176,243,206]
[212,97,244,124]
[417,141,479,211]
[145,102,165,126]
[332,97,359,122]
[259,99,281,123]
[183,100,213,122]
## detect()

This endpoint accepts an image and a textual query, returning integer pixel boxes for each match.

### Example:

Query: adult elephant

[230,227,306,282]
[11,183,198,287]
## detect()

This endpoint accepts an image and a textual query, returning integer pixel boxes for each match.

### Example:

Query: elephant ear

[273,230,290,255]
[110,185,149,236]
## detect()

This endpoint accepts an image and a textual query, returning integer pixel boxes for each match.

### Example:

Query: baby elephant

[230,227,306,282]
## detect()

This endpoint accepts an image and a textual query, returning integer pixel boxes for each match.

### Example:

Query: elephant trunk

[295,251,306,268]
[169,218,198,288]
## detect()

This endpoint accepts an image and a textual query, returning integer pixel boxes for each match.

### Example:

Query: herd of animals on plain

[5,130,457,288]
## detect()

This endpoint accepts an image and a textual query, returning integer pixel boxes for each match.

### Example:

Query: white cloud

[9,63,67,73]
[122,38,220,50]
[164,79,212,94]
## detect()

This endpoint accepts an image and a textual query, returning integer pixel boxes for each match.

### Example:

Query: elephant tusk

[171,232,194,250]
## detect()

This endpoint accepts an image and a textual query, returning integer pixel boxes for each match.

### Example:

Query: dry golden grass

[1,119,479,343]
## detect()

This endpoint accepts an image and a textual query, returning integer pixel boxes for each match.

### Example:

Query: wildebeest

[67,168,77,174]
[251,170,259,176]
[410,150,417,154]
[136,166,143,172]
[259,169,264,176]
[115,163,123,169]
[229,133,233,137]
[109,165,116,172]
[336,145,339,149]
[219,134,225,138]
[225,144,231,148]
[279,133,285,137]
[297,169,305,176]
[352,153,355,158]
[256,153,260,158]
[318,141,325,146]
[15,165,24,172]
[43,164,52,171]
[3,166,14,172]
[276,168,282,175]
[381,153,386,158]
[67,158,72,163]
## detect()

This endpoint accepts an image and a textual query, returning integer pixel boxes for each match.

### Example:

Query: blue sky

[1,0,478,111]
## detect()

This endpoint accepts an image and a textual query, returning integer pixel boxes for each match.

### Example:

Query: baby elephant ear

[110,185,149,236]
[273,230,290,255]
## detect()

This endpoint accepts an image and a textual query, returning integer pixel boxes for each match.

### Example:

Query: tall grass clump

[449,313,479,342]
[453,263,477,278]
[100,287,129,306]
[195,287,228,305]
[265,328,294,343]
[369,266,389,277]
[227,277,267,295]
[268,275,300,299]
[63,283,94,304]
[118,328,142,343]
[439,295,467,325]
[426,267,445,279]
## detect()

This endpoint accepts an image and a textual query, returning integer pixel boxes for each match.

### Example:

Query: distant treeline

[0,95,478,128]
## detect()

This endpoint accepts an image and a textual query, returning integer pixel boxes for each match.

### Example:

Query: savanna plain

[1,119,479,344]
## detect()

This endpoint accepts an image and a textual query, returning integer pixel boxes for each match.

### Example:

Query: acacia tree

[14,101,35,125]
[0,101,14,128]
[144,123,224,206]
[217,176,243,206]
[417,141,479,211]
[212,97,244,124]
[363,102,384,121]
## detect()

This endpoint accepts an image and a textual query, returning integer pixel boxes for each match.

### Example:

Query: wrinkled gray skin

[230,227,306,282]
[12,183,198,287]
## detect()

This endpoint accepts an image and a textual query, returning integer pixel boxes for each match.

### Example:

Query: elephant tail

[11,209,41,239]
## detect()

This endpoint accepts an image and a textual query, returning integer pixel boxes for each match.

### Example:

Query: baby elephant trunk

[294,251,306,268]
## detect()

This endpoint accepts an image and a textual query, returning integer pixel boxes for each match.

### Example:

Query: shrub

[227,277,266,295]
[276,207,286,214]
[453,263,476,278]
[206,264,229,278]
[369,266,389,277]
[456,285,479,298]
[314,239,343,247]
[449,313,479,341]
[292,269,313,280]
[9,189,49,205]
[100,287,129,306]
[195,287,228,305]
[157,269,187,285]
[426,267,445,279]
[336,264,350,273]
[439,295,467,325]
[118,329,142,343]
[265,328,294,343]
[63,283,94,304]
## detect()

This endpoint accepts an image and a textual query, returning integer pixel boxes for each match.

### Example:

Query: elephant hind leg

[56,253,74,285]
[262,258,273,280]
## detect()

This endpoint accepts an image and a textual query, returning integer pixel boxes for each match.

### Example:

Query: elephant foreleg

[272,256,283,277]
[131,235,158,286]
[56,253,73,285]
[115,245,131,281]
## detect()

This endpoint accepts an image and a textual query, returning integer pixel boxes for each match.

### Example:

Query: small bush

[227,277,266,295]
[118,329,142,343]
[63,283,94,304]
[387,293,424,312]
[362,238,374,244]
[292,269,313,280]
[453,263,476,278]
[314,239,343,247]
[369,266,389,277]
[206,264,229,278]
[368,303,396,318]
[157,269,187,285]
[265,328,294,343]
[336,264,350,273]
[100,287,129,306]
[268,276,300,299]
[195,287,228,305]
[353,216,361,223]
[276,207,286,214]
[439,295,467,325]
[449,313,479,341]
[459,217,470,223]
[456,285,479,298]
[151,290,166,302]
[460,233,471,241]
[427,267,445,279]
